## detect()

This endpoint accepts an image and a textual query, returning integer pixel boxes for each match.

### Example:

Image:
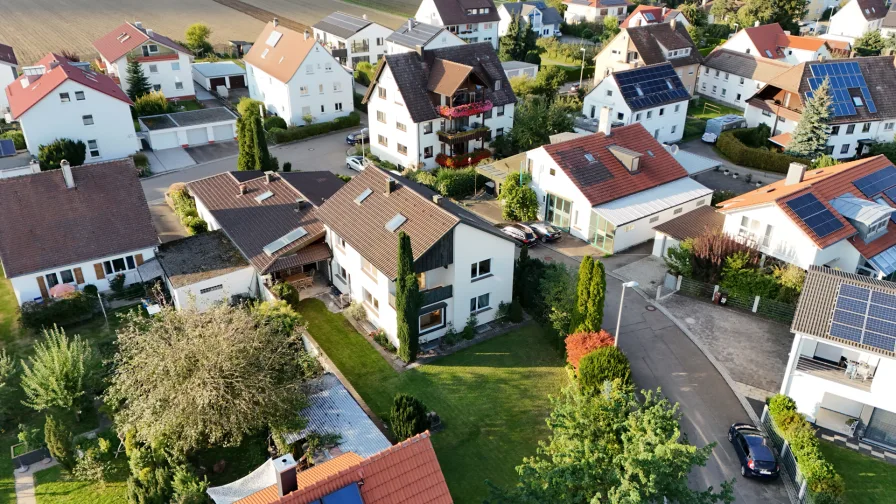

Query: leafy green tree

[134,91,170,117]
[584,259,606,332]
[389,393,429,440]
[486,382,735,504]
[680,3,709,26]
[125,59,152,101]
[0,350,15,423]
[236,106,274,171]
[854,30,884,54]
[711,0,739,24]
[236,97,264,117]
[601,15,620,43]
[786,78,831,158]
[736,0,775,30]
[771,0,807,33]
[45,415,75,471]
[395,231,421,363]
[172,466,209,504]
[498,15,538,61]
[38,139,86,171]
[20,326,92,413]
[578,346,632,394]
[124,431,173,504]
[572,256,594,331]
[106,302,318,454]
[185,23,213,55]
[511,96,575,152]
[499,175,538,221]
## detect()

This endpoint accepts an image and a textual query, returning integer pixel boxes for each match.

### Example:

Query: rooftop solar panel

[615,64,688,111]
[0,139,15,157]
[784,193,844,238]
[808,62,876,118]
[829,284,896,353]
[854,165,896,198]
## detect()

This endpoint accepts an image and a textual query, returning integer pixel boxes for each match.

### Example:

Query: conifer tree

[45,415,75,471]
[787,78,832,158]
[125,59,152,101]
[395,232,421,363]
[584,259,606,332]
[571,256,594,331]
[237,107,274,171]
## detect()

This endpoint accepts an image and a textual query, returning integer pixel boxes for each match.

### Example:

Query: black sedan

[345,128,369,146]
[528,222,562,242]
[499,223,540,247]
[728,423,780,479]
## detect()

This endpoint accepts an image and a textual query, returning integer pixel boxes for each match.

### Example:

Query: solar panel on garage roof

[615,65,688,110]
[854,165,896,198]
[830,284,896,353]
[808,62,877,117]
[0,139,15,157]
[784,192,844,238]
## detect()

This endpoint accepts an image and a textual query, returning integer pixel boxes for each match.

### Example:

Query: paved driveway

[186,141,239,164]
[146,148,196,174]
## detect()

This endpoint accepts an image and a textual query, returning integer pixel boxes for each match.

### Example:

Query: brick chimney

[304,30,310,40]
[273,18,279,27]
[238,183,247,196]
[61,160,75,189]
[385,176,397,194]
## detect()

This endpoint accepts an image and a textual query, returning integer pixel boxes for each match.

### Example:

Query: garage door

[212,124,235,142]
[229,75,246,88]
[209,77,227,90]
[186,127,209,146]
[149,131,179,150]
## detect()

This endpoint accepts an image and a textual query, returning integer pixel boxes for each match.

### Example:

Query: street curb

[607,270,801,504]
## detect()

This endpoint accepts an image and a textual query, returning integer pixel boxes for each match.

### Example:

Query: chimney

[363,14,368,20]
[818,53,825,62]
[670,18,677,30]
[598,106,612,136]
[385,176,397,194]
[61,160,75,189]
[432,194,444,206]
[304,30,310,40]
[784,30,791,35]
[28,159,40,175]
[754,20,760,27]
[272,455,298,497]
[264,171,274,184]
[662,7,668,15]
[238,183,247,196]
[408,18,415,32]
[134,21,143,29]
[146,29,154,38]
[273,18,279,27]
[785,162,807,186]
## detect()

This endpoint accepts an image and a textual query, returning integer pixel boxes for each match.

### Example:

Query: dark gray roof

[884,7,896,27]
[386,20,444,49]
[313,11,374,39]
[157,230,250,288]
[627,22,702,68]
[857,0,887,20]
[501,2,563,25]
[373,42,517,123]
[192,61,246,78]
[141,107,237,130]
[279,171,348,206]
[430,0,500,25]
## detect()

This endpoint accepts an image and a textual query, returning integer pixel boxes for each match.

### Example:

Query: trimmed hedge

[272,112,361,144]
[20,291,96,330]
[264,115,287,130]
[578,346,632,394]
[353,92,367,114]
[717,129,806,174]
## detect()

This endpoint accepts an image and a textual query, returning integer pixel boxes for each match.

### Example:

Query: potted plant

[723,168,730,175]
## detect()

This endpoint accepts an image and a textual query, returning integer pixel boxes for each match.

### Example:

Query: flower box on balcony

[435,148,492,168]
[437,126,491,144]
[438,100,493,119]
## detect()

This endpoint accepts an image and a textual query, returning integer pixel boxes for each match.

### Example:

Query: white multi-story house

[563,0,631,24]
[0,44,17,117]
[317,166,516,349]
[583,62,689,144]
[415,0,500,49]
[312,12,393,69]
[745,57,896,159]
[244,20,354,126]
[364,42,516,170]
[93,21,196,100]
[716,156,896,278]
[825,0,886,43]
[0,159,158,305]
[524,117,712,254]
[498,2,564,38]
[782,266,896,451]
[719,22,832,64]
[620,5,689,28]
[4,53,139,160]
[385,19,466,55]
[806,0,840,22]
[697,49,791,109]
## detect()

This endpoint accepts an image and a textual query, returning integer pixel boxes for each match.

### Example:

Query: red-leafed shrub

[565,330,614,369]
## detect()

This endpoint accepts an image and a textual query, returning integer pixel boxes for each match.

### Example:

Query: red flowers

[437,100,494,119]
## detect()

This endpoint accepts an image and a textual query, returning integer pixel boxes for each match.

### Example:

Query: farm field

[0,0,411,67]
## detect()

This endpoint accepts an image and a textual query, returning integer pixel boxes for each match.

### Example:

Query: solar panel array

[806,62,877,117]
[830,284,896,353]
[0,139,15,158]
[853,165,896,198]
[784,193,844,238]
[615,65,689,111]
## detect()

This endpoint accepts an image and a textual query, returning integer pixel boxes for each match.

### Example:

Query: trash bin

[484,181,495,196]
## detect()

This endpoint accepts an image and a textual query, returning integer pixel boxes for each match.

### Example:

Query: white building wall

[314,24,392,67]
[498,6,559,37]
[527,146,594,242]
[386,30,466,54]
[611,196,713,252]
[0,63,16,113]
[583,78,688,143]
[718,30,761,56]
[141,119,236,149]
[110,51,195,100]
[415,0,499,48]
[744,104,797,136]
[564,4,627,23]
[18,80,139,159]
[10,247,157,305]
[828,0,882,41]
[697,66,765,109]
[170,266,256,312]
[247,63,293,121]
[451,222,515,329]
[782,46,831,64]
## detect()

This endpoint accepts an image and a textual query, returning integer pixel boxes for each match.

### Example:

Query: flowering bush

[435,149,491,168]
[565,330,615,369]
[437,100,493,118]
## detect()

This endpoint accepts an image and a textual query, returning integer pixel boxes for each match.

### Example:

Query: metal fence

[760,405,812,503]
[672,275,798,325]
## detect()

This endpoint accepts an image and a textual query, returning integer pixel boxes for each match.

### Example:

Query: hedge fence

[717,129,806,174]
[272,112,361,144]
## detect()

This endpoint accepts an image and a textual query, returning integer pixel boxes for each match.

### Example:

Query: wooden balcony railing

[437,126,490,144]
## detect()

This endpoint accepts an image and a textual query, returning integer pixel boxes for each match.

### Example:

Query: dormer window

[495,80,501,90]
[869,218,888,236]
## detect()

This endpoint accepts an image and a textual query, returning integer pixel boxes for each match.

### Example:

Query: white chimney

[273,18,279,27]
[662,6,668,15]
[146,29,154,38]
[670,18,677,30]
[785,162,807,186]
[408,18,415,31]
[134,21,143,29]
[754,20,761,27]
[61,160,75,189]
[598,106,612,136]
[28,159,40,175]
[304,30,310,40]
[238,183,247,196]
[272,455,298,497]
[784,30,791,35]
[265,171,274,184]
[363,14,368,20]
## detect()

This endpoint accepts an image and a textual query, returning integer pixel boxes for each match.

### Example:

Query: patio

[796,356,873,392]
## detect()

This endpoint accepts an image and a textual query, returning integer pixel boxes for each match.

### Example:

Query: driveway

[149,201,188,244]
[186,141,239,164]
[146,148,196,174]
[681,140,785,187]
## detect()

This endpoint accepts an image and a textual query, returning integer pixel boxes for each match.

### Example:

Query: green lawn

[819,441,896,504]
[297,299,569,503]
[687,96,743,120]
[340,0,415,18]
[33,458,128,504]
[173,100,203,112]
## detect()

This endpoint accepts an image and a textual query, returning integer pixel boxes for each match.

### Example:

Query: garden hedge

[272,112,361,144]
[544,65,595,84]
[717,129,806,174]
[20,291,96,330]
[578,346,632,394]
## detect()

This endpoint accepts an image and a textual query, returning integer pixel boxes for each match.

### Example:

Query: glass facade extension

[589,211,616,254]
[864,407,896,449]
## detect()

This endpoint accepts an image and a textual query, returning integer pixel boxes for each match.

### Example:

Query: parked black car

[346,128,369,146]
[528,222,562,242]
[728,423,780,479]
[499,223,540,247]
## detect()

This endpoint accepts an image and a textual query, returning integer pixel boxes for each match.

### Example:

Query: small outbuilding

[191,61,247,92]
[651,205,724,257]
[139,107,238,150]
[501,60,539,79]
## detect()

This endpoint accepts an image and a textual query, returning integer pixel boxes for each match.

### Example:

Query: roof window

[261,48,269,59]
[853,96,864,107]
[255,190,274,202]
[263,227,308,256]
[355,188,373,205]
[266,30,283,47]
[765,49,773,58]
[584,153,595,162]
[385,213,407,232]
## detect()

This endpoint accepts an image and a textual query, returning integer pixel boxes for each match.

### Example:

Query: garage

[149,131,179,150]
[209,77,227,90]
[139,107,239,151]
[192,62,248,92]
[229,75,246,88]
[212,124,235,141]
[186,127,209,146]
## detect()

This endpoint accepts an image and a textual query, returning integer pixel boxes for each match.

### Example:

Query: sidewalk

[14,459,58,504]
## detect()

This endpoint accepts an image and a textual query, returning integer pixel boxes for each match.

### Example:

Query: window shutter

[74,267,84,284]
[37,276,49,299]
[135,254,144,266]
[94,263,105,280]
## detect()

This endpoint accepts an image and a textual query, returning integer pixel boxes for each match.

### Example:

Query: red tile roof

[741,23,787,59]
[93,22,190,63]
[0,44,17,66]
[542,123,690,206]
[4,53,132,119]
[237,432,452,504]
[778,34,827,51]
[619,5,679,28]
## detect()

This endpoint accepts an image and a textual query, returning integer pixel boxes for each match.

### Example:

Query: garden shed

[192,61,247,92]
[139,107,237,150]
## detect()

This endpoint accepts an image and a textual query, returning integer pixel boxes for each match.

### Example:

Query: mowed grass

[33,458,129,504]
[819,441,896,504]
[298,299,569,503]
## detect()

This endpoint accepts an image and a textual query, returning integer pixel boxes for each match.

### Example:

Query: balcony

[438,100,493,119]
[796,356,873,392]
[435,149,492,168]
[350,42,370,53]
[389,285,453,308]
[438,126,491,144]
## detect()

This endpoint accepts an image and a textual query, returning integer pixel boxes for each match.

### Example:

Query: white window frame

[470,293,490,313]
[148,64,158,74]
[471,259,491,280]
[87,139,100,158]
[82,115,94,126]
[362,287,379,314]
[361,257,377,278]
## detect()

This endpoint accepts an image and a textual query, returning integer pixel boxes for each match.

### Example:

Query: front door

[546,194,572,230]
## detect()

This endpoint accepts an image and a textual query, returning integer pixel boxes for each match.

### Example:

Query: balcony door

[865,408,896,448]
[546,194,572,230]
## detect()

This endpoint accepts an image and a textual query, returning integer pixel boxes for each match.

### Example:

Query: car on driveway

[499,223,539,247]
[346,156,366,171]
[346,128,369,146]
[528,222,562,242]
[728,423,780,479]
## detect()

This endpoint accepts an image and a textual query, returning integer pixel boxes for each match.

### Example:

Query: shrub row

[353,92,367,114]
[272,112,361,144]
[20,291,96,330]
[767,394,845,501]
[404,167,489,199]
[544,65,595,84]
[717,129,806,174]
[167,184,208,235]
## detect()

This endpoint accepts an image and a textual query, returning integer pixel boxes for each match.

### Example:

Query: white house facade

[312,12,393,68]
[826,0,886,42]
[0,44,17,116]
[415,0,500,49]
[620,5,689,29]
[697,49,791,109]
[498,2,563,37]
[563,0,630,24]
[385,20,466,55]
[719,22,831,64]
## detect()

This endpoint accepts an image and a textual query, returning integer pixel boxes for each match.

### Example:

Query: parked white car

[346,156,366,171]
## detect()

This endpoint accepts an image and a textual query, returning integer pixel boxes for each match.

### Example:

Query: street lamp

[579,47,587,90]
[614,280,639,347]
[815,5,835,35]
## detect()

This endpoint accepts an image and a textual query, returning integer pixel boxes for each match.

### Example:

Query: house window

[103,255,137,275]
[377,110,386,123]
[397,143,407,155]
[335,102,343,111]
[886,123,895,131]
[671,125,677,134]
[762,110,772,117]
[702,82,707,90]
[334,82,343,92]
[335,263,348,283]
[696,199,706,206]
[863,122,872,133]
[736,93,741,101]
[635,113,642,121]
[175,80,184,90]
[847,124,856,134]
[470,293,490,313]
[496,127,504,137]
[840,144,850,154]
[396,122,407,132]
[674,104,680,113]
[740,77,745,85]
[831,125,840,135]
[319,84,324,94]
[171,62,181,71]
[74,91,85,101]
[647,111,653,119]
[712,85,717,94]
[649,216,659,223]
[606,90,613,97]
[325,63,332,72]
[724,72,730,81]
[497,105,505,116]
[87,140,100,158]
[200,285,223,294]
[82,115,94,126]
[302,106,311,116]
[378,87,387,99]
[617,112,624,121]
[321,105,325,113]
[423,122,433,134]
[147,44,159,54]
[59,92,70,102]
[715,70,720,77]
[45,273,59,289]
[549,168,556,176]
[361,257,377,278]
[659,108,665,116]
[335,236,346,251]
[673,207,683,215]
[378,134,388,147]
[376,37,384,45]
[471,259,491,280]
[300,85,309,95]
[307,66,314,74]
[424,146,433,158]
[624,224,635,231]
[868,217,888,235]
[721,89,727,97]
[60,270,74,284]
[149,64,158,74]
[704,67,709,75]
[362,287,379,313]
[419,308,445,332]
[495,81,501,91]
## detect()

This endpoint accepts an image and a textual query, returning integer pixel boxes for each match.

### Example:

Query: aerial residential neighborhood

[4,0,896,503]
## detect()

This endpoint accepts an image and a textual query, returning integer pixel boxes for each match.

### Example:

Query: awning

[268,242,333,273]
[136,258,164,282]
[593,177,714,226]
[769,132,792,147]
[476,152,528,186]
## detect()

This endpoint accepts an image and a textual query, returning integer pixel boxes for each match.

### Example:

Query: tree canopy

[125,59,152,101]
[508,96,576,152]
[20,326,92,413]
[185,23,213,55]
[237,106,276,171]
[786,78,831,158]
[498,15,538,62]
[395,231,421,363]
[771,0,808,33]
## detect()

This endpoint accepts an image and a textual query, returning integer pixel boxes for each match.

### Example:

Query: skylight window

[263,227,308,256]
[266,30,283,47]
[645,13,655,20]
[355,188,373,205]
[853,96,864,107]
[255,190,274,202]
[665,78,673,90]
[261,48,269,59]
[635,86,644,96]
[584,153,595,162]
[385,213,407,232]
[765,49,773,58]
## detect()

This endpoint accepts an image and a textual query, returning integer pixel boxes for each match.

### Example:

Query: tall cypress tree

[572,256,594,332]
[125,59,152,101]
[395,232,421,363]
[786,78,832,159]
[236,108,274,171]
[585,260,607,333]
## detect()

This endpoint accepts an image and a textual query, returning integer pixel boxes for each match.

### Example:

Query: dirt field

[0,0,415,66]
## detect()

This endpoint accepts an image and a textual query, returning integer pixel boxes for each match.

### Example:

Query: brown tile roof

[429,0,501,25]
[244,22,317,84]
[156,230,249,289]
[620,5,680,28]
[739,23,787,59]
[186,171,343,274]
[93,22,190,63]
[653,206,724,241]
[0,159,158,278]
[0,44,16,66]
[238,432,452,504]
[542,123,690,207]
[626,22,702,68]
[427,59,473,96]
[856,0,887,20]
[702,48,792,82]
